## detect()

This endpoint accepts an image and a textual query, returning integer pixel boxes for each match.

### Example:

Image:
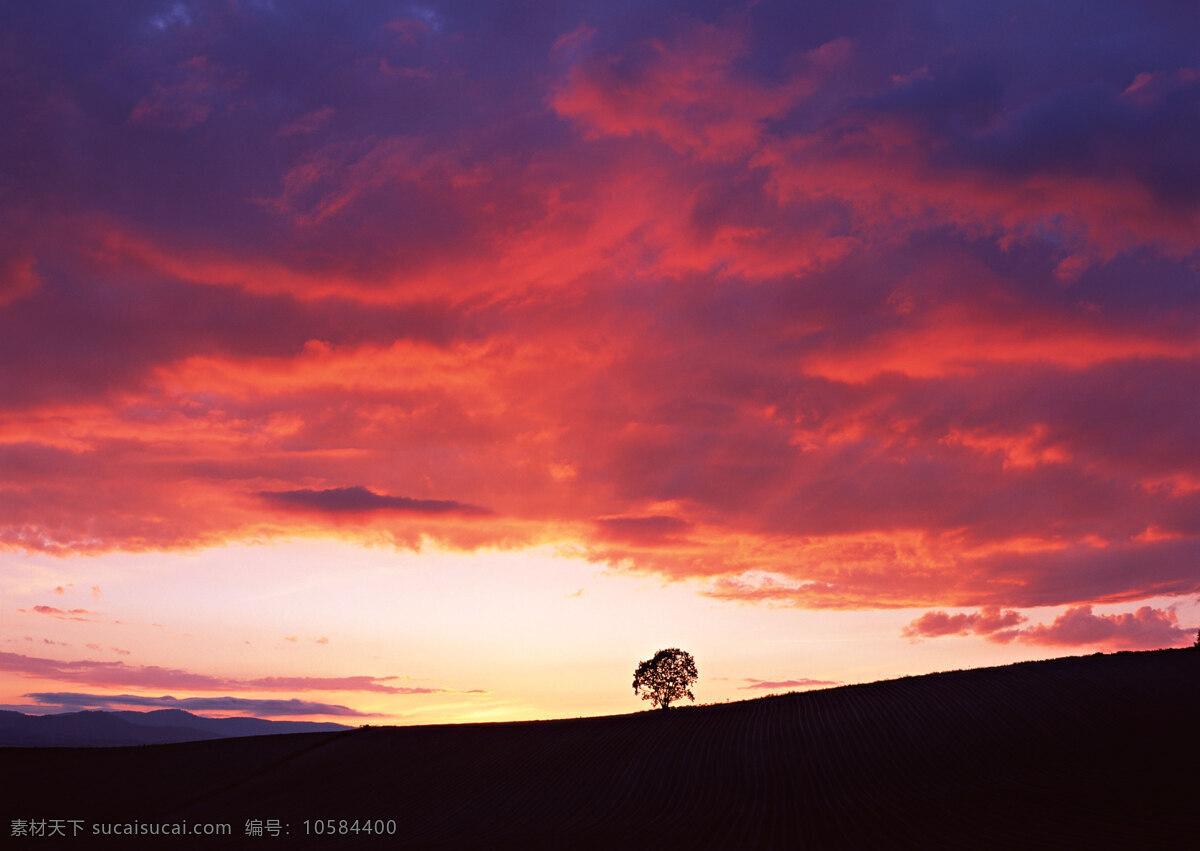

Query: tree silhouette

[1193,628,1200,649]
[633,648,698,711]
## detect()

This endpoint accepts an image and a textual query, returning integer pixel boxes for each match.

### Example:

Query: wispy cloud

[21,606,96,622]
[739,677,840,691]
[24,692,375,717]
[0,651,458,694]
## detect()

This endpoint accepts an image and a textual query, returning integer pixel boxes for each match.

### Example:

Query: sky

[1,0,1198,725]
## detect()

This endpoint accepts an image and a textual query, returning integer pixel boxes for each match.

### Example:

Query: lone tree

[633,648,698,711]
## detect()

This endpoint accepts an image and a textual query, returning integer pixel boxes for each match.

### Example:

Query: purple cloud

[24,692,374,717]
[259,486,490,516]
[594,515,692,543]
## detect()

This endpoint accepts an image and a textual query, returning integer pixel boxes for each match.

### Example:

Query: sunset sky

[2,0,1198,725]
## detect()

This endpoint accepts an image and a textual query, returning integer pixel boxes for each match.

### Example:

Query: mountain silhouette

[0,708,348,747]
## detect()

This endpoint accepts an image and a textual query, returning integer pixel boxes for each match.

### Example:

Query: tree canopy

[633,648,698,711]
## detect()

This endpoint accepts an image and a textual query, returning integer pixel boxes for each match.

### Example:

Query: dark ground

[4,648,1198,849]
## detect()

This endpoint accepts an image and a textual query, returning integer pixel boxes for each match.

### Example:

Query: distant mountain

[0,708,349,747]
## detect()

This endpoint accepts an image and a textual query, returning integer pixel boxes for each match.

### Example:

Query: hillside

[5,649,1198,848]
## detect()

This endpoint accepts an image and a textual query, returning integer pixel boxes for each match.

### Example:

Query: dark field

[5,649,1197,848]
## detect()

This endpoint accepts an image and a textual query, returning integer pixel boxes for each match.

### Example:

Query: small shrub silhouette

[633,648,698,711]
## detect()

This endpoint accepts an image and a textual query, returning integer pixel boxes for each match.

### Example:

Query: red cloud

[24,606,95,621]
[704,537,1200,611]
[1013,605,1192,651]
[2,7,1198,627]
[902,606,1027,639]
[279,106,335,137]
[739,677,840,691]
[801,307,1200,383]
[0,246,40,306]
[903,605,1192,651]
[552,22,817,161]
[246,676,445,695]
